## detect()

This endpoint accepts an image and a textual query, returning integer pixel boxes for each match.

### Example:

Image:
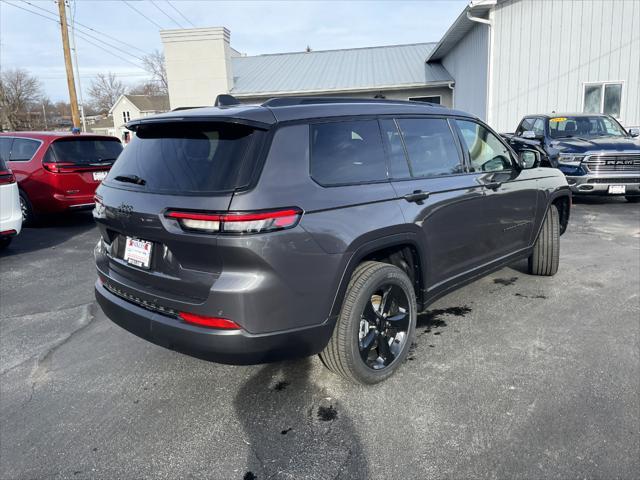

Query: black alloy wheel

[358,284,411,370]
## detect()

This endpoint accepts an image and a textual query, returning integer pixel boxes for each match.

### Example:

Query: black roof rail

[172,106,207,111]
[215,94,241,107]
[261,97,431,108]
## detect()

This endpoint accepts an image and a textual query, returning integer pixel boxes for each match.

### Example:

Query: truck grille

[584,153,640,173]
[103,281,178,318]
[587,177,640,184]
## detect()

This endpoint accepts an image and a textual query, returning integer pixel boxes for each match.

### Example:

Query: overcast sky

[1,0,467,102]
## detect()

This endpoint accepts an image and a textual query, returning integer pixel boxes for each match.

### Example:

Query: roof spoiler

[214,94,241,107]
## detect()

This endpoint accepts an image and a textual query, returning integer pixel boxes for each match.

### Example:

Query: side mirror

[517,149,540,169]
[629,128,640,138]
[521,130,536,139]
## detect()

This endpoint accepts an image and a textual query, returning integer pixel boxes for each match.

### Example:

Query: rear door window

[49,137,123,165]
[395,118,463,177]
[0,138,13,163]
[9,138,40,162]
[310,120,387,185]
[105,122,261,194]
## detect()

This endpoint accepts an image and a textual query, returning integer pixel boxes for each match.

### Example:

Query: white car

[0,156,22,249]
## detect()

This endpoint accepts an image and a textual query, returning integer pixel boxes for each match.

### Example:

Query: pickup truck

[503,114,640,202]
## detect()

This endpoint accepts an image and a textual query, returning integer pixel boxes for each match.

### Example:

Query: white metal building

[160,0,640,130]
[433,0,640,131]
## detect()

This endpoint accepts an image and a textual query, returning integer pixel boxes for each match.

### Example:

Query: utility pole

[69,0,87,131]
[57,0,80,128]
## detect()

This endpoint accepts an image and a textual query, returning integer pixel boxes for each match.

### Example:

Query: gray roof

[124,95,170,112]
[90,116,114,130]
[230,43,453,96]
[427,1,495,61]
[128,99,472,129]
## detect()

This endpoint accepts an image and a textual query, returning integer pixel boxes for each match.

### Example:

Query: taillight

[94,194,105,214]
[179,312,241,330]
[166,208,303,234]
[43,162,77,173]
[0,169,16,185]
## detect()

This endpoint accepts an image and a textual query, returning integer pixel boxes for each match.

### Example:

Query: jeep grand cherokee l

[507,114,640,202]
[94,97,571,384]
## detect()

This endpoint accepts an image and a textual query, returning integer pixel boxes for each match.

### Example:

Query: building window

[583,82,622,117]
[409,96,441,105]
[122,111,131,123]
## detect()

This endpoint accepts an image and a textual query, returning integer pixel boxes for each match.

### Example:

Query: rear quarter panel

[229,123,409,327]
[8,138,54,214]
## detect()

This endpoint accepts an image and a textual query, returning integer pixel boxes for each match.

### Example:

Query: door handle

[484,181,502,190]
[403,190,430,203]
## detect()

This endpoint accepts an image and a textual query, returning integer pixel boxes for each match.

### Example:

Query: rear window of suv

[105,122,260,194]
[48,137,123,165]
[310,120,387,185]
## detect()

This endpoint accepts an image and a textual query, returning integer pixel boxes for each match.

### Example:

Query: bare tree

[0,68,43,130]
[142,50,168,95]
[129,81,164,96]
[88,72,125,113]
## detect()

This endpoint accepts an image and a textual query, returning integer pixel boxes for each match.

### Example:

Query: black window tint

[50,138,122,164]
[9,138,40,161]
[0,138,13,163]
[396,118,462,177]
[379,119,410,179]
[310,120,387,185]
[106,122,259,194]
[456,120,512,172]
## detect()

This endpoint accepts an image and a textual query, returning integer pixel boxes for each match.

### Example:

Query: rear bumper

[566,174,640,195]
[95,280,335,365]
[52,193,96,210]
[0,184,22,236]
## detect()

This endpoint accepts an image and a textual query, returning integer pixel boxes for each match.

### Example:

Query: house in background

[88,116,116,137]
[109,94,170,142]
[159,0,639,131]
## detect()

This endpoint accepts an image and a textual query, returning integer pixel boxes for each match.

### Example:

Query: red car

[0,132,123,224]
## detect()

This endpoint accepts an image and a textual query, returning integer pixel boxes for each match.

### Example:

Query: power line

[123,0,163,29]
[71,24,147,62]
[166,0,195,28]
[4,1,60,24]
[74,31,147,71]
[150,0,183,28]
[4,1,147,72]
[17,0,149,56]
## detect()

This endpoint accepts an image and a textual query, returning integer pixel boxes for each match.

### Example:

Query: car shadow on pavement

[0,212,96,258]
[233,357,369,480]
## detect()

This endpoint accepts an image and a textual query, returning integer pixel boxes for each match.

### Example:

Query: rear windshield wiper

[114,174,146,186]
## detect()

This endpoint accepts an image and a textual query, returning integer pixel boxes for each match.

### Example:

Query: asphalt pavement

[1,198,639,480]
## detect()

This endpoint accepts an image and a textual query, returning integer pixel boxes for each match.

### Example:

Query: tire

[19,191,35,226]
[528,204,560,276]
[0,236,12,250]
[625,195,640,203]
[320,261,417,384]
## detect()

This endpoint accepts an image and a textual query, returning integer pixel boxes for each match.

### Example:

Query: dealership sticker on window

[549,117,568,123]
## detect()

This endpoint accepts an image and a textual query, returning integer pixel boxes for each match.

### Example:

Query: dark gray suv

[94,97,571,384]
